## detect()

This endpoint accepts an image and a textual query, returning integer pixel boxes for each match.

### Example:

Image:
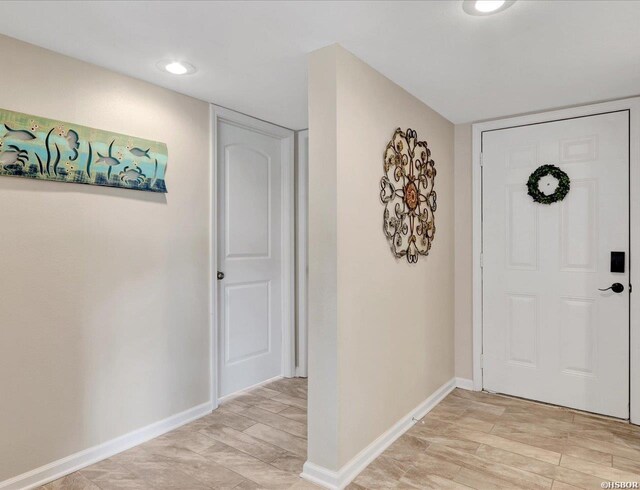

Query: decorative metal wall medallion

[380,128,436,264]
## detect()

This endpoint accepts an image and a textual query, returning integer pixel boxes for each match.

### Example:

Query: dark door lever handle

[599,283,624,293]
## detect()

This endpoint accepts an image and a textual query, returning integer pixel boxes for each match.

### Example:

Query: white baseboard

[217,375,283,404]
[300,462,343,490]
[300,377,456,489]
[0,401,213,490]
[455,377,475,391]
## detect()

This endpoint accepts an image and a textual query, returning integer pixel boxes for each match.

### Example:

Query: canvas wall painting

[0,108,168,192]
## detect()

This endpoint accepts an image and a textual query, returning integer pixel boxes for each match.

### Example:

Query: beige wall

[307,45,339,470]
[454,123,474,380]
[0,35,211,481]
[308,45,455,470]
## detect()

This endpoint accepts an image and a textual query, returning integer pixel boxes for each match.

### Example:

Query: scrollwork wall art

[380,128,437,264]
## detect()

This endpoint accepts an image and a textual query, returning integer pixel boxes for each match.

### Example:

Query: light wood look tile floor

[349,388,640,490]
[41,378,315,490]
[42,380,640,489]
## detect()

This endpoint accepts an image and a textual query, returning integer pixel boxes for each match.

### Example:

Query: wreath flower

[380,128,436,264]
[527,164,570,204]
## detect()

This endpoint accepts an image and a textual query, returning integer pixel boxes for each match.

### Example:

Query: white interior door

[217,110,293,398]
[482,111,630,418]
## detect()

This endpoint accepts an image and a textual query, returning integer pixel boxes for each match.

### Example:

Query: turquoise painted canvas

[0,108,168,192]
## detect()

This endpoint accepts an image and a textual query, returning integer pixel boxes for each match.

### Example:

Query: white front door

[482,111,630,418]
[216,110,293,397]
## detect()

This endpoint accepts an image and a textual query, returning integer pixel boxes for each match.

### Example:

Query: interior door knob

[598,282,624,293]
[217,271,225,280]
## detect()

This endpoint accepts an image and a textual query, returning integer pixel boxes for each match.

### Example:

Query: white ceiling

[0,1,639,129]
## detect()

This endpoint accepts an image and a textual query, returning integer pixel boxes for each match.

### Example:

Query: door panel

[506,293,538,367]
[506,185,538,269]
[482,111,629,418]
[218,119,283,397]
[225,145,270,258]
[560,180,597,271]
[559,297,595,376]
[225,281,271,364]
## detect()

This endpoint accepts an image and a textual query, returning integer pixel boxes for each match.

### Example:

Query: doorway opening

[472,98,640,424]
[211,105,297,401]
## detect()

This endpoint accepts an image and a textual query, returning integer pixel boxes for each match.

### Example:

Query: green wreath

[527,164,570,204]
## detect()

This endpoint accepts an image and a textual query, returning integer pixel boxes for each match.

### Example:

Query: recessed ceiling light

[475,0,504,12]
[156,60,196,75]
[462,0,515,16]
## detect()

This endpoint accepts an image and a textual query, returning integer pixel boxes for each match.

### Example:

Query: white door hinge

[480,354,485,368]
[480,253,484,268]
[480,152,484,166]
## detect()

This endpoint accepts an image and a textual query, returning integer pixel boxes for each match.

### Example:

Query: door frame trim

[210,105,296,406]
[471,97,640,424]
[295,130,309,378]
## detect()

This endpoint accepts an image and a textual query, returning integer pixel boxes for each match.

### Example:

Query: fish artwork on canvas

[0,107,168,192]
[3,124,36,141]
